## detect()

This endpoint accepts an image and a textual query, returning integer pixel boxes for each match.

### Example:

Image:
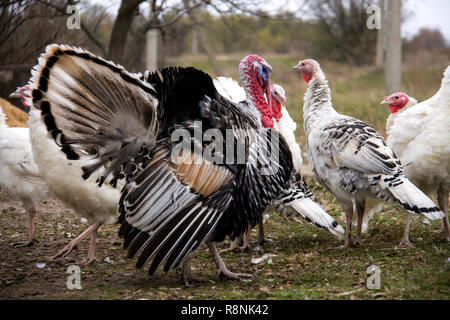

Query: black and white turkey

[294,58,445,248]
[27,44,310,280]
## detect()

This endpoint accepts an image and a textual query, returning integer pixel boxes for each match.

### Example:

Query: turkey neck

[435,67,450,99]
[302,67,337,134]
[386,97,418,133]
[239,69,271,128]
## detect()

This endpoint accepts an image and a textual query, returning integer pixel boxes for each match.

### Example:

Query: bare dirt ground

[0,184,449,300]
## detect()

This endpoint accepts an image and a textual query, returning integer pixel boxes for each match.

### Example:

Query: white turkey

[0,104,47,246]
[10,84,121,265]
[294,58,445,248]
[379,66,450,245]
[216,57,343,252]
[270,84,303,170]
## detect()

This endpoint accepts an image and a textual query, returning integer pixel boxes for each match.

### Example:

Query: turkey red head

[239,54,274,128]
[9,85,32,113]
[270,84,285,122]
[293,59,319,84]
[380,92,409,114]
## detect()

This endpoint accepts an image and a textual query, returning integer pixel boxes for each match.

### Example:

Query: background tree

[308,0,378,65]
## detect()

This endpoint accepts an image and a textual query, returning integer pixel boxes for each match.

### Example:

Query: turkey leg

[12,207,38,247]
[399,213,415,248]
[52,222,102,263]
[207,240,252,280]
[354,201,365,247]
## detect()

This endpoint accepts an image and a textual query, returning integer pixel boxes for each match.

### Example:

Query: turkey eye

[301,63,305,66]
[395,96,399,99]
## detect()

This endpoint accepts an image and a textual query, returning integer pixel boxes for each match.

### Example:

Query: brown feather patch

[169,151,232,196]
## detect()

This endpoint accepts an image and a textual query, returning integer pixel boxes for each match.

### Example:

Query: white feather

[28,109,120,225]
[0,105,47,211]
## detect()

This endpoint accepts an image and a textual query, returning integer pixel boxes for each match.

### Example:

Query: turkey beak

[293,64,301,71]
[9,88,21,99]
[380,97,391,105]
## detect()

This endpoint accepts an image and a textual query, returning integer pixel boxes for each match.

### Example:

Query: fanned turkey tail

[278,174,345,239]
[28,44,159,186]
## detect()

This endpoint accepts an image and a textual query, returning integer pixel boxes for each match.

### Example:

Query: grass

[0,53,449,300]
[0,177,449,300]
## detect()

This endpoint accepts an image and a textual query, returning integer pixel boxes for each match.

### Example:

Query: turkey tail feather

[28,44,159,185]
[280,177,344,239]
[381,176,444,220]
[288,197,344,239]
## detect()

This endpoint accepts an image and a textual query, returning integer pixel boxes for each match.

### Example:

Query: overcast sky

[402,0,450,42]
[90,0,450,43]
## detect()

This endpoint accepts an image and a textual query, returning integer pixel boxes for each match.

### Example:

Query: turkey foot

[218,267,252,280]
[12,208,38,247]
[207,240,252,281]
[398,239,415,248]
[52,222,101,260]
[219,238,241,254]
[82,227,99,266]
[353,240,362,247]
[181,259,206,286]
[11,238,39,247]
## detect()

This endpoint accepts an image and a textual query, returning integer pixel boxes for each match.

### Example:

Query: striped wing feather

[324,118,400,175]
[120,145,233,274]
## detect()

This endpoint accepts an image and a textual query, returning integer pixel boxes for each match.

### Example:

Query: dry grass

[0,182,448,300]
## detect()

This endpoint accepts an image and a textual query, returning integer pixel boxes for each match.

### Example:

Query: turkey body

[11,87,122,263]
[296,59,444,247]
[0,105,47,245]
[384,66,450,243]
[27,44,296,279]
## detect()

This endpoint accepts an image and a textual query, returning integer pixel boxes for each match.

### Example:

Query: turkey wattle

[294,58,445,248]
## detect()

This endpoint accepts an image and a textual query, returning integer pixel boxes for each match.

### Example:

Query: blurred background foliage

[0,0,449,139]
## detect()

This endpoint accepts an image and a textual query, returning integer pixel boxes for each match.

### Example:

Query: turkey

[216,58,343,252]
[270,84,303,170]
[26,44,306,281]
[379,66,450,245]
[0,104,48,246]
[294,58,445,248]
[10,85,121,265]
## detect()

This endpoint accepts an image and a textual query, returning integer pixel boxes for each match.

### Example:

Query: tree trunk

[192,25,199,55]
[198,28,222,76]
[107,0,143,65]
[146,29,159,71]
[375,0,385,69]
[385,0,402,94]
